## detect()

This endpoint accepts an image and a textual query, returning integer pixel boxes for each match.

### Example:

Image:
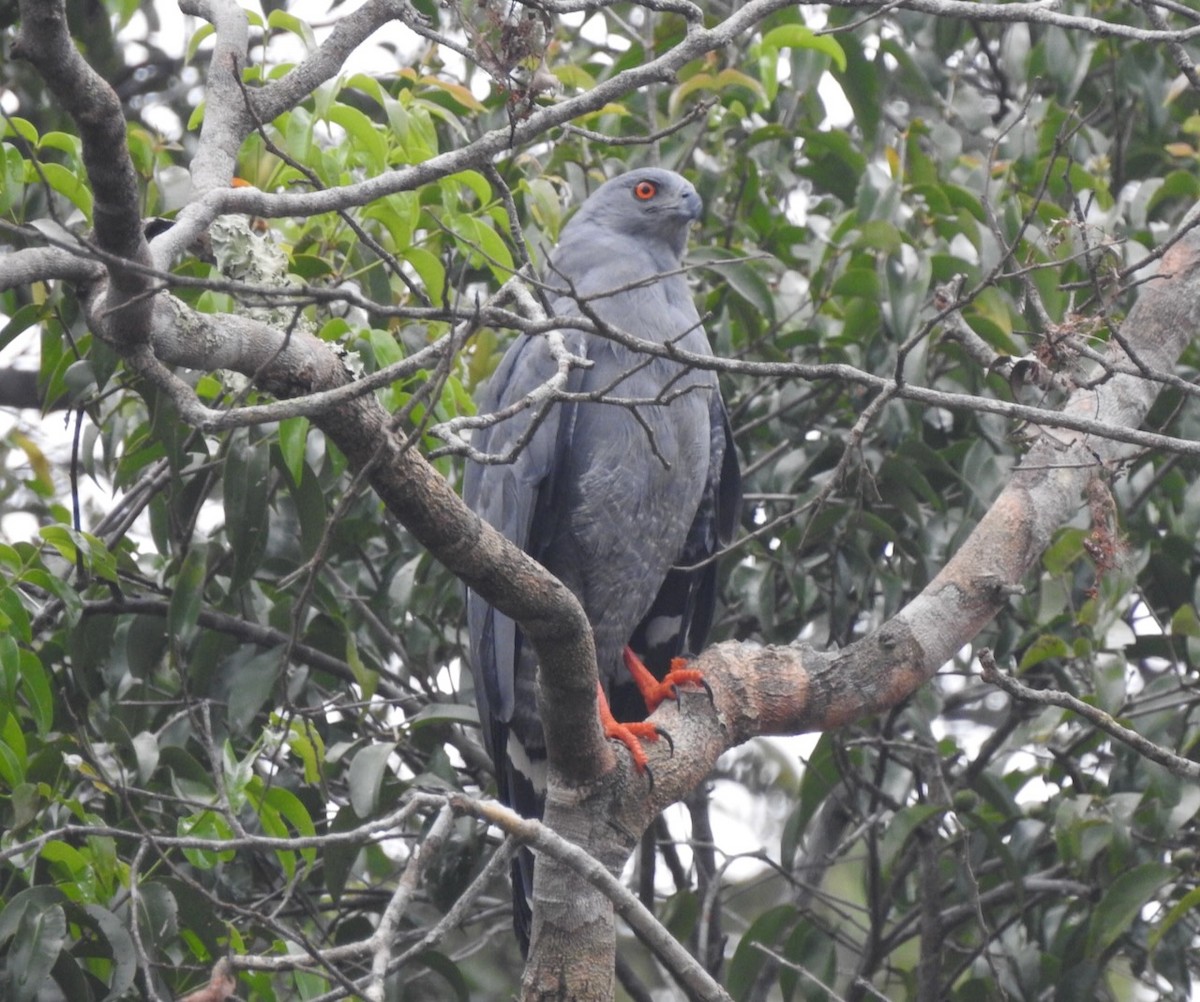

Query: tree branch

[455,794,733,1002]
[12,0,154,342]
[0,242,102,292]
[978,648,1200,779]
[825,0,1200,40]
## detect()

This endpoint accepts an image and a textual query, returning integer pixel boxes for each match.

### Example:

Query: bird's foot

[622,648,711,713]
[597,681,672,778]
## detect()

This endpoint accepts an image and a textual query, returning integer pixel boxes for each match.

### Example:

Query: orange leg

[597,681,662,774]
[622,648,707,713]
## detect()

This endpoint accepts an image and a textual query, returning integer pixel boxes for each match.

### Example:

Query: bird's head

[561,168,702,262]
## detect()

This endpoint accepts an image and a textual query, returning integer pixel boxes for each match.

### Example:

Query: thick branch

[11,0,154,343]
[457,795,732,1002]
[11,4,141,264]
[0,243,102,292]
[174,0,252,215]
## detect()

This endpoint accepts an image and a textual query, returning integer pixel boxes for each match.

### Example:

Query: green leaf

[278,417,310,486]
[131,731,160,784]
[185,22,215,62]
[0,144,26,215]
[831,267,880,299]
[263,786,317,844]
[0,588,30,648]
[288,720,325,785]
[290,254,334,280]
[346,72,386,106]
[38,131,82,160]
[267,8,317,50]
[1149,884,1200,950]
[225,647,284,734]
[1146,170,1200,216]
[5,899,66,1002]
[323,805,361,903]
[0,720,27,788]
[670,69,766,115]
[0,301,43,360]
[386,98,437,163]
[349,742,395,819]
[415,73,485,112]
[453,214,514,282]
[782,733,840,864]
[363,191,421,250]
[834,31,880,141]
[367,327,405,370]
[727,905,796,1000]
[404,247,446,306]
[18,649,53,736]
[223,429,271,592]
[37,524,78,565]
[451,169,492,206]
[407,703,479,730]
[1019,634,1071,671]
[692,247,777,324]
[346,633,377,701]
[1042,527,1086,575]
[525,176,563,241]
[84,903,137,1001]
[325,104,388,173]
[2,117,39,144]
[1086,862,1174,956]
[178,812,237,869]
[1169,604,1200,638]
[761,25,846,71]
[168,546,208,644]
[133,881,179,949]
[254,797,299,878]
[796,129,866,203]
[36,162,92,222]
[879,803,947,874]
[416,950,470,1001]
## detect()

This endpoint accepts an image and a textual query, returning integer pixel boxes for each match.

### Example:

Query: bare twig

[978,648,1200,779]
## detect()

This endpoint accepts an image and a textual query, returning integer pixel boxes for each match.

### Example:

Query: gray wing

[463,325,587,771]
[463,323,590,951]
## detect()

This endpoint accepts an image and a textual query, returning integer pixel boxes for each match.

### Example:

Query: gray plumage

[463,168,741,948]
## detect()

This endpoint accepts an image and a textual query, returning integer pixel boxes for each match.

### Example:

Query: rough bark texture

[12,0,154,341]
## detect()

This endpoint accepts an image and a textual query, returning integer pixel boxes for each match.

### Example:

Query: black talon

[655,726,674,756]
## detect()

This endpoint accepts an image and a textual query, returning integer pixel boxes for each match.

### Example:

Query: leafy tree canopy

[2,1,1200,1000]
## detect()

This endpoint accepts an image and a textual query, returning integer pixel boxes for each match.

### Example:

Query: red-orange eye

[633,180,658,200]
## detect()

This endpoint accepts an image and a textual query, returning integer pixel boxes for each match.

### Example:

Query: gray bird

[463,167,741,950]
